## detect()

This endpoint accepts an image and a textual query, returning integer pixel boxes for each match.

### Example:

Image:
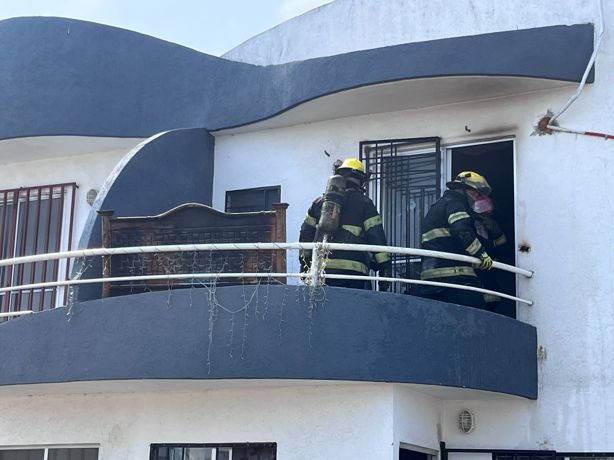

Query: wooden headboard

[98,202,289,297]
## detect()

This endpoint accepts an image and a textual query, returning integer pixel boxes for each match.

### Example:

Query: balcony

[0,204,537,399]
[0,284,536,398]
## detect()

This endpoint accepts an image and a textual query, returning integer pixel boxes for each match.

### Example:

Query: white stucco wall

[4,0,614,455]
[393,385,441,458]
[0,383,396,459]
[441,395,614,453]
[224,0,604,65]
[213,66,614,451]
[0,141,139,249]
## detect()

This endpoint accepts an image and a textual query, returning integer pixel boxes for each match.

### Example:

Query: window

[0,447,98,460]
[150,443,276,460]
[361,138,441,294]
[225,186,281,213]
[0,183,76,314]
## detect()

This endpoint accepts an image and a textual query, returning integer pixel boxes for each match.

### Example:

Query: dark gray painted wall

[75,127,214,301]
[0,286,538,399]
[0,17,594,139]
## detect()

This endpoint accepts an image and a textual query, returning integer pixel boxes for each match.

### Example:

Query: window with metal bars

[0,183,76,314]
[150,443,276,460]
[0,447,98,460]
[360,137,441,294]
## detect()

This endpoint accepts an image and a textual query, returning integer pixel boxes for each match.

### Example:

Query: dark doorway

[451,140,516,318]
[400,448,429,460]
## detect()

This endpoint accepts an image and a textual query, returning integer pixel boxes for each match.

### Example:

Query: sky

[0,0,333,56]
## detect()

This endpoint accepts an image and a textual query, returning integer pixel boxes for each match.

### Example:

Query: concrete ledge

[0,286,537,399]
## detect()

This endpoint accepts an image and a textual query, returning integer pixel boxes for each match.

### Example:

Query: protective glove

[477,251,493,270]
[378,268,393,291]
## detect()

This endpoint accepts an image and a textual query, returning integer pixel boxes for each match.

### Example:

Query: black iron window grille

[150,443,277,460]
[360,137,441,294]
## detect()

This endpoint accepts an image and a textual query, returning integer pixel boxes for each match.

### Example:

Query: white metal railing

[0,242,534,317]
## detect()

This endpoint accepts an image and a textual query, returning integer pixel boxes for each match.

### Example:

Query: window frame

[360,137,441,294]
[225,185,281,213]
[442,136,517,314]
[0,182,77,313]
[149,442,277,460]
[0,445,99,460]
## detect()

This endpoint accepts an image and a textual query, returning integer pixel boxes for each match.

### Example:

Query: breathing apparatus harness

[316,158,367,240]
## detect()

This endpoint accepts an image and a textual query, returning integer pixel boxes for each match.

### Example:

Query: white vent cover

[458,409,475,434]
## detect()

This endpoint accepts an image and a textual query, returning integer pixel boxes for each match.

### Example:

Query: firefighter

[299,158,392,290]
[419,171,494,309]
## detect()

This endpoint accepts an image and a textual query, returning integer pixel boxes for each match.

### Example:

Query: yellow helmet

[336,157,367,183]
[447,171,492,195]
[338,158,365,173]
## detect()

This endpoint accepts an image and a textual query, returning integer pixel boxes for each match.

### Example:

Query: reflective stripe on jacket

[420,190,485,283]
[299,185,391,275]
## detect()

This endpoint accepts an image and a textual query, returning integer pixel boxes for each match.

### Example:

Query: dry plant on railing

[297,242,330,346]
[66,256,93,321]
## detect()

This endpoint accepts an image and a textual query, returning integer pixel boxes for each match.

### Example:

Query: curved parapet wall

[0,17,594,138]
[0,286,538,399]
[75,127,214,301]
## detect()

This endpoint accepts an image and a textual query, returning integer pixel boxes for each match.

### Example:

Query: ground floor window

[0,447,98,460]
[494,454,556,460]
[444,442,614,460]
[495,454,614,460]
[565,457,614,460]
[150,443,276,460]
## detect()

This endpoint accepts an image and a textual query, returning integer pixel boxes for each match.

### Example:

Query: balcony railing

[0,242,533,319]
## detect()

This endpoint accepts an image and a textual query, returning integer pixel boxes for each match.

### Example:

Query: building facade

[0,0,612,458]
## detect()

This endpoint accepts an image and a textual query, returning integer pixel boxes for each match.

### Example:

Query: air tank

[317,174,346,236]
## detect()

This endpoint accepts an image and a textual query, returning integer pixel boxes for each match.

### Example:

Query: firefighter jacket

[299,185,391,276]
[420,190,488,284]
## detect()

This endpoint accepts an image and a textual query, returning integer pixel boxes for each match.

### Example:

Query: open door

[361,137,516,317]
[450,140,516,318]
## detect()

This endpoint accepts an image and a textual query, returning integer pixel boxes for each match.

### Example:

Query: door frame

[442,136,517,314]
